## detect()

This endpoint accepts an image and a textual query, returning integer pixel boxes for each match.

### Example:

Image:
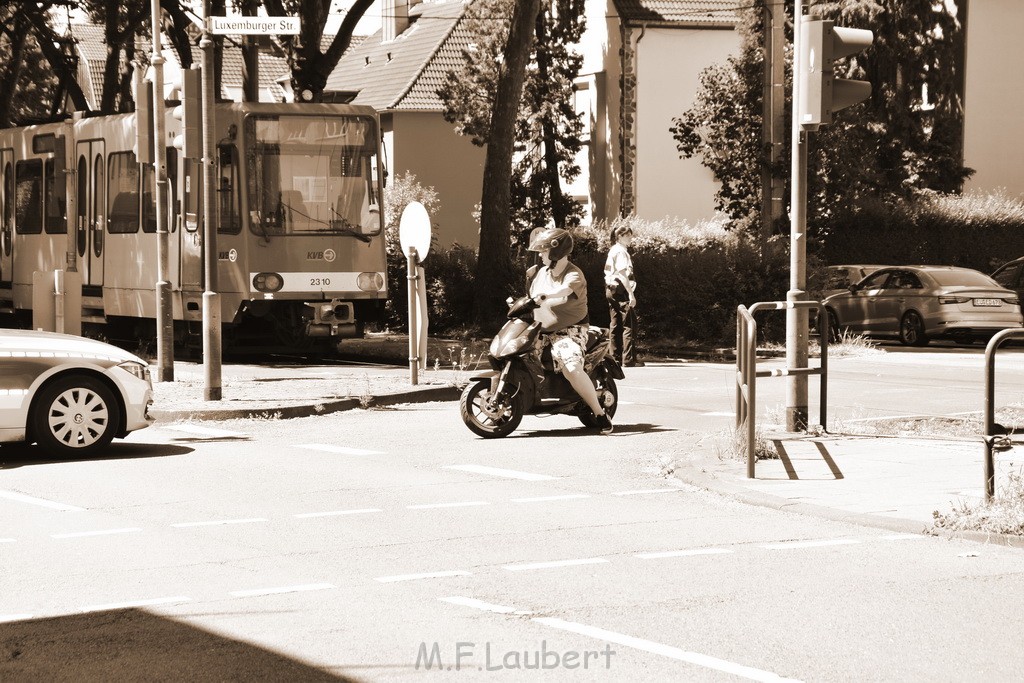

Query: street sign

[209,16,300,35]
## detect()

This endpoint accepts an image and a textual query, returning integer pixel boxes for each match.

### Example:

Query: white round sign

[399,201,432,261]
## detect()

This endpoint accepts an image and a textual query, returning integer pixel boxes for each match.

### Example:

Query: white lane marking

[0,614,35,623]
[763,539,861,550]
[503,558,608,572]
[294,508,382,519]
[439,596,532,615]
[611,488,680,496]
[295,444,385,456]
[511,494,591,503]
[81,596,191,612]
[882,534,926,541]
[0,490,85,511]
[444,464,558,481]
[375,570,471,583]
[171,517,268,528]
[162,424,245,438]
[701,411,735,417]
[0,538,15,543]
[407,501,489,510]
[50,527,142,539]
[229,583,335,598]
[534,617,801,682]
[635,548,734,560]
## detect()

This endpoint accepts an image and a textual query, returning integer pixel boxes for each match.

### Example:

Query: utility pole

[201,0,222,401]
[151,0,174,381]
[787,0,809,431]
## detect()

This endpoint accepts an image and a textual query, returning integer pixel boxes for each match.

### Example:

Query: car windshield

[929,270,998,288]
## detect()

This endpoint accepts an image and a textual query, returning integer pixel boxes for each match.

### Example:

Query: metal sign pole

[151,0,174,381]
[787,0,809,431]
[407,247,419,385]
[201,3,221,401]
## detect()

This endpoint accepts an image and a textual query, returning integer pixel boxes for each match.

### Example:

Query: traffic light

[172,67,201,158]
[798,19,873,129]
[134,71,154,164]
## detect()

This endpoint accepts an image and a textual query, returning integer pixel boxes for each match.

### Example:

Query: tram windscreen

[246,115,382,238]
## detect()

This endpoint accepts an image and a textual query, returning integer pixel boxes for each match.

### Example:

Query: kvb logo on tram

[307,249,337,262]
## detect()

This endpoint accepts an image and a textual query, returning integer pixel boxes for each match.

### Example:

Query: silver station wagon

[824,266,1024,346]
[0,330,153,456]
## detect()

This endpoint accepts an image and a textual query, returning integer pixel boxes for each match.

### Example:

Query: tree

[671,0,971,239]
[439,0,586,247]
[0,3,63,126]
[265,0,374,102]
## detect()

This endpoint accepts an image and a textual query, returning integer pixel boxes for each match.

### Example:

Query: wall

[963,0,1024,198]
[391,112,486,248]
[633,27,738,223]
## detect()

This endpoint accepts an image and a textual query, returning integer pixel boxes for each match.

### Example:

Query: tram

[0,101,388,352]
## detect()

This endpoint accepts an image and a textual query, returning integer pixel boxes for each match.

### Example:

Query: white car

[0,330,154,456]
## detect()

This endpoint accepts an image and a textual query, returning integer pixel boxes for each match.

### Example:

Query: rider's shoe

[595,412,614,435]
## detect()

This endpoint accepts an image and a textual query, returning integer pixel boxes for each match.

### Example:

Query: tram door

[75,141,105,286]
[0,149,12,284]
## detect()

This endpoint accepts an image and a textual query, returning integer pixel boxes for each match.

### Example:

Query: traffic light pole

[201,1,222,401]
[151,0,174,382]
[787,1,809,431]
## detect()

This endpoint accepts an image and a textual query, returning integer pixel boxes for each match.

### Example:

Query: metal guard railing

[982,328,1024,502]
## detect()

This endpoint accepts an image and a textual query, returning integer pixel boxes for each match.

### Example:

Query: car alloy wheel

[899,311,930,347]
[31,374,120,457]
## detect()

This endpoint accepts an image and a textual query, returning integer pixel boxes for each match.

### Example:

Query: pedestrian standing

[604,225,642,367]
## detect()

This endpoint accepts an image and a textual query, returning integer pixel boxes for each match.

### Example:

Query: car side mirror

[848,283,862,293]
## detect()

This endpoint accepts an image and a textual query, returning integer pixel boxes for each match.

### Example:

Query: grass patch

[861,407,1024,439]
[933,467,1024,536]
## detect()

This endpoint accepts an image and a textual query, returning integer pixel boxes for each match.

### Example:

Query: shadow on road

[0,609,362,681]
[0,442,194,470]
[515,422,674,438]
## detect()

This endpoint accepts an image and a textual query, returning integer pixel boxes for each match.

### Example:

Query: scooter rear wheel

[460,379,524,438]
[578,375,619,428]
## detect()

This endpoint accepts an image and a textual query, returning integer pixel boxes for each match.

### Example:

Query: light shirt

[529,263,589,332]
[604,243,635,291]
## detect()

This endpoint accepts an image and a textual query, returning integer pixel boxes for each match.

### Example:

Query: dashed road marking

[762,539,861,550]
[229,583,335,598]
[503,558,608,572]
[701,411,735,417]
[51,527,142,539]
[0,538,15,543]
[635,548,734,560]
[171,517,269,528]
[375,570,471,583]
[0,490,85,511]
[611,488,680,496]
[407,501,489,510]
[882,534,926,541]
[294,508,382,519]
[534,617,802,682]
[295,444,385,456]
[439,596,532,615]
[445,464,558,481]
[162,424,246,439]
[511,494,591,503]
[81,596,192,612]
[0,614,34,623]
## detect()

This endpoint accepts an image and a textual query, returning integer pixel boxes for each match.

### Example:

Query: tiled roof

[325,0,468,111]
[613,0,739,25]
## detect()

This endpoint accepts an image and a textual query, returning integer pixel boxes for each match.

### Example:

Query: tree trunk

[473,0,542,328]
[534,11,569,228]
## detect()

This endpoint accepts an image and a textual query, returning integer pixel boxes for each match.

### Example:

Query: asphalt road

[3,348,1024,681]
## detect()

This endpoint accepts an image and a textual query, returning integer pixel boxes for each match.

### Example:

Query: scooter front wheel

[460,380,524,438]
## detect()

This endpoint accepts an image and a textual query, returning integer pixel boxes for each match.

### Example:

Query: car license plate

[974,298,1000,307]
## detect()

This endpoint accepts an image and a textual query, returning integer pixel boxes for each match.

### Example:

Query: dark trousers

[608,299,637,365]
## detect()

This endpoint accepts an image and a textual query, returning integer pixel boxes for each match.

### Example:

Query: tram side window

[167,148,178,232]
[44,158,66,234]
[14,160,42,234]
[142,164,156,233]
[218,145,241,234]
[107,152,140,234]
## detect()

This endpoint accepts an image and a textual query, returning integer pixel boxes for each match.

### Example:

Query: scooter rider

[526,228,613,434]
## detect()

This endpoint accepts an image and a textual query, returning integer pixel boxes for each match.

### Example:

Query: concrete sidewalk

[148,358,1024,547]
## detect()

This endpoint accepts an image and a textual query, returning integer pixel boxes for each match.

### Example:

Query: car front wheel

[31,374,120,457]
[899,311,930,346]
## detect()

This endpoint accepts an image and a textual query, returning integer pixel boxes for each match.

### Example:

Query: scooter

[459,295,624,438]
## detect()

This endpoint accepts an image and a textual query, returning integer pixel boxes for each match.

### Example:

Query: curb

[674,459,1024,548]
[151,385,461,422]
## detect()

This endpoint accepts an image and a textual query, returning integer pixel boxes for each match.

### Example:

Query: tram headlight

[253,272,284,292]
[357,272,384,292]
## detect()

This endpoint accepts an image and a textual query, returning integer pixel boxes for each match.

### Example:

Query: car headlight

[118,361,151,382]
